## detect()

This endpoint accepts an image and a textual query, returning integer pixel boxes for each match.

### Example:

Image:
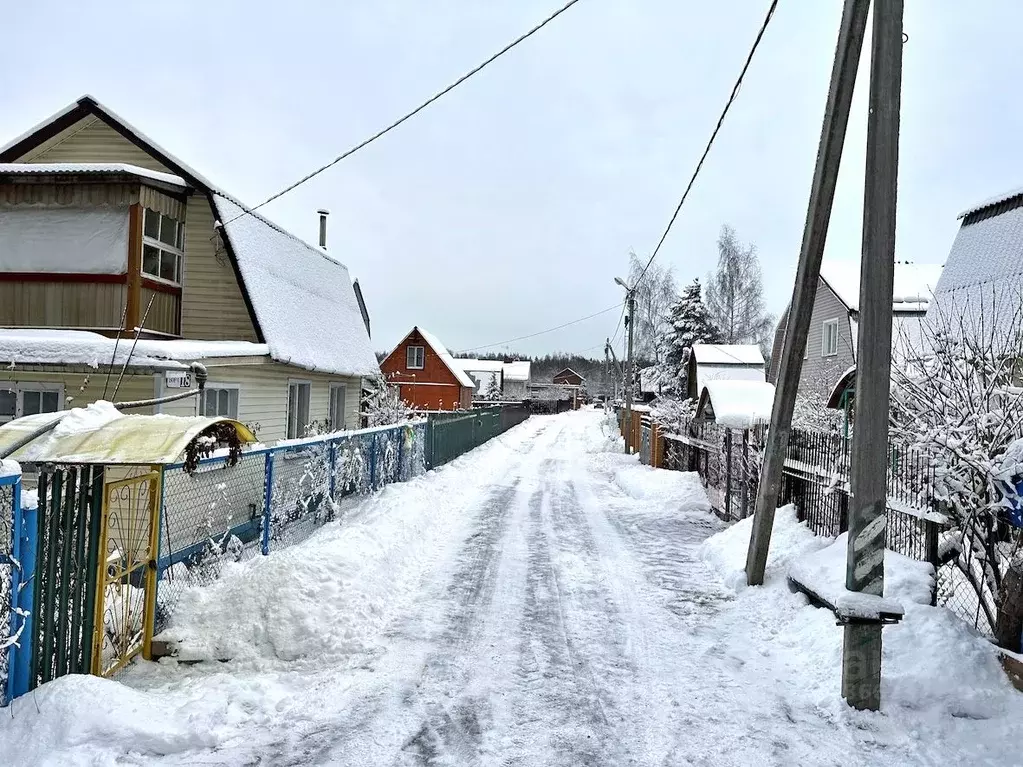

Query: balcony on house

[0,163,191,338]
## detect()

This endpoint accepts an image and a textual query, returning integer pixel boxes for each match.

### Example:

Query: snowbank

[612,464,711,514]
[0,458,20,479]
[1,675,217,762]
[701,506,1022,724]
[700,504,825,590]
[789,533,934,618]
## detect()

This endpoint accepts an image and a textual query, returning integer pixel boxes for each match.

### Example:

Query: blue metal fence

[154,421,429,628]
[1,466,35,706]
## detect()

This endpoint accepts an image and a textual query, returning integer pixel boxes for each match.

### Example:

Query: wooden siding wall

[15,118,260,343]
[180,196,258,341]
[0,280,126,329]
[0,369,156,414]
[772,278,856,400]
[20,117,169,173]
[140,286,180,335]
[158,363,362,442]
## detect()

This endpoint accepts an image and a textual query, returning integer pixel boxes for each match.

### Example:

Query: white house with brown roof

[0,95,379,441]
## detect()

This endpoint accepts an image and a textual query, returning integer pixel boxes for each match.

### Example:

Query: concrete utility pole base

[842,624,883,711]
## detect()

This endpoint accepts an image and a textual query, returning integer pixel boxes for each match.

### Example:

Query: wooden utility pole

[745,0,870,585]
[842,0,903,711]
[623,290,636,453]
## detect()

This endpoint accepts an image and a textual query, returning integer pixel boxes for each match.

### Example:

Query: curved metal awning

[826,366,857,409]
[0,408,257,465]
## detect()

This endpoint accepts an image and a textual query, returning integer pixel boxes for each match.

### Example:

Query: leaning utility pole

[843,0,903,711]
[745,0,870,584]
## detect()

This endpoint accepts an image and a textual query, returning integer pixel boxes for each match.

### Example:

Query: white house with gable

[0,95,379,440]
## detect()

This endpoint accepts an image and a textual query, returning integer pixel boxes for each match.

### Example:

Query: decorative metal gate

[31,467,104,688]
[92,469,160,677]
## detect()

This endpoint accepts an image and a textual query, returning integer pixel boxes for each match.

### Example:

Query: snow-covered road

[5,410,1023,766]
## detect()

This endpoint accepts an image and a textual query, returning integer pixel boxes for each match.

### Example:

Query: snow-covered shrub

[890,286,1023,647]
[651,396,696,435]
[361,375,415,427]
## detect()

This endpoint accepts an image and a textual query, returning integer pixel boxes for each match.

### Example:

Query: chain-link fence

[155,421,429,630]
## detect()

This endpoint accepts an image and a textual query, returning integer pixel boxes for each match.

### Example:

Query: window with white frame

[329,383,347,431]
[142,208,185,284]
[200,385,239,419]
[406,345,425,370]
[287,381,311,439]
[0,383,63,424]
[822,319,840,357]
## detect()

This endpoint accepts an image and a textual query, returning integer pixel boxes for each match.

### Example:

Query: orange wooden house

[379,327,474,411]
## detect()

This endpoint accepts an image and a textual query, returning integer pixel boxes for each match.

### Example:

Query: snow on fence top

[412,328,477,389]
[820,260,943,313]
[691,344,764,366]
[0,329,270,370]
[697,380,775,429]
[0,162,187,188]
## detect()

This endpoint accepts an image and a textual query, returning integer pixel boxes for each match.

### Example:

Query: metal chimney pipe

[317,209,329,250]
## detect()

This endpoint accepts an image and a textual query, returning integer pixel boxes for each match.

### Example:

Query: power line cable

[457,302,623,353]
[633,0,779,291]
[222,0,584,226]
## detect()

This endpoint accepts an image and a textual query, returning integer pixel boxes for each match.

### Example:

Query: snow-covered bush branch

[889,286,1023,647]
[362,375,415,428]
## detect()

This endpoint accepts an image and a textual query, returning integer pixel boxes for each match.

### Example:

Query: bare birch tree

[627,252,678,366]
[705,225,774,352]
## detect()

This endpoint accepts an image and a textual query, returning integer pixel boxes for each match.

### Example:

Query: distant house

[0,95,378,440]
[502,361,532,400]
[453,359,504,399]
[453,358,532,401]
[686,344,765,400]
[926,187,1023,340]
[552,368,584,387]
[639,367,663,403]
[768,260,943,406]
[379,327,474,411]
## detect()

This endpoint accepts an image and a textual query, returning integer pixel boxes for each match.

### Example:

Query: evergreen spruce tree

[663,278,719,396]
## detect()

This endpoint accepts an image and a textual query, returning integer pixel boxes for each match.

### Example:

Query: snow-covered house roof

[0,329,269,370]
[691,344,764,366]
[0,95,379,379]
[453,359,505,374]
[0,162,187,189]
[927,192,1023,333]
[696,380,775,429]
[409,328,476,389]
[452,358,503,394]
[819,261,943,313]
[213,194,379,377]
[503,361,531,382]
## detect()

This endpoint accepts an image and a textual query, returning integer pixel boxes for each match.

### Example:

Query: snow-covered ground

[3,410,1023,765]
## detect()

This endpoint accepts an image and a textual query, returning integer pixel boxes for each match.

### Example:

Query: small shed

[687,344,765,400]
[696,380,775,429]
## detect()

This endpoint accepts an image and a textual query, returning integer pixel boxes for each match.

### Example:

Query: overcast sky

[4,1,1022,358]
